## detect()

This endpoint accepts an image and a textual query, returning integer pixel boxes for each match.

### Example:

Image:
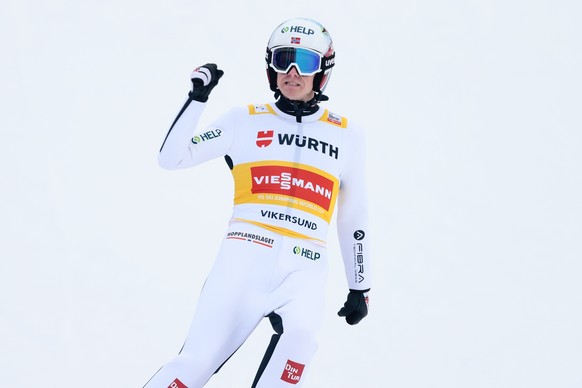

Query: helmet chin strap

[315,91,329,102]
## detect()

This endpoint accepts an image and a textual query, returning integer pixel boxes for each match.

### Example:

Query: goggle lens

[270,47,322,76]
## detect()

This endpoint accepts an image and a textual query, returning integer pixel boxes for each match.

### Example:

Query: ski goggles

[269,47,323,76]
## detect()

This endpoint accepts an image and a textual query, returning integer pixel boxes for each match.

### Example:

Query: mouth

[284,80,301,87]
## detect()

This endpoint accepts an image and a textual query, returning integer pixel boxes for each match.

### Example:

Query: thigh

[181,224,282,361]
[254,239,329,388]
[268,237,328,329]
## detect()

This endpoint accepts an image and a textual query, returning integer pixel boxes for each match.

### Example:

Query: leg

[253,240,328,388]
[144,231,277,388]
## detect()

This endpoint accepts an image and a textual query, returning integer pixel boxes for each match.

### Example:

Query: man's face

[276,66,315,101]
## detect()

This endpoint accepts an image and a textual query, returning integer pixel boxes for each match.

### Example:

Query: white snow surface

[1,1,581,387]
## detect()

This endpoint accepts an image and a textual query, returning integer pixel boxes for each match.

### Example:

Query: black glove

[188,63,224,102]
[338,289,370,325]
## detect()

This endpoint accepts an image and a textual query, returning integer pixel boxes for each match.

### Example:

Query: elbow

[157,152,178,170]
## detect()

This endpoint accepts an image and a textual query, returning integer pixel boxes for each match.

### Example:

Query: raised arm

[158,64,233,170]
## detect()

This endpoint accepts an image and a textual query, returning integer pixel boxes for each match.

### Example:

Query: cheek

[276,73,285,88]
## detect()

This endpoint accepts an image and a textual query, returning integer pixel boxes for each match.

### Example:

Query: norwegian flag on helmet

[291,37,301,44]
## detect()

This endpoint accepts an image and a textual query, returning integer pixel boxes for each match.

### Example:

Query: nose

[286,65,300,76]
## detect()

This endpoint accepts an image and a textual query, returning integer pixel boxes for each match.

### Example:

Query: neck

[275,93,320,123]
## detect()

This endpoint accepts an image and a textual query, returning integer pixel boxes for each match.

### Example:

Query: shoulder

[220,103,279,118]
[319,108,366,139]
[318,109,348,128]
[320,109,368,161]
[211,104,262,125]
[246,103,277,116]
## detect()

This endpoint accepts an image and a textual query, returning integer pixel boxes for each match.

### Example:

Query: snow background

[1,0,581,387]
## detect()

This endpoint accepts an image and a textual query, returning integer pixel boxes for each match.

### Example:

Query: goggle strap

[321,52,335,71]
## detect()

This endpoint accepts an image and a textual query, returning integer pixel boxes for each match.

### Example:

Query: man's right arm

[158,64,231,170]
[159,99,207,169]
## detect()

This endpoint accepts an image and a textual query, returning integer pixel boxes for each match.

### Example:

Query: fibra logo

[192,129,222,144]
[354,242,365,283]
[293,246,321,261]
[281,26,315,35]
[354,230,365,240]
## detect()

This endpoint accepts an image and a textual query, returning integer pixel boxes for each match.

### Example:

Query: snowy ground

[1,1,581,387]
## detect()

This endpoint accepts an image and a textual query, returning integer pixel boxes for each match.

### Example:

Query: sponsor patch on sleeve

[319,109,347,128]
[248,104,276,115]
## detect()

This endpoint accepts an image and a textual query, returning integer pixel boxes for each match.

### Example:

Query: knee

[168,351,217,378]
[282,327,318,353]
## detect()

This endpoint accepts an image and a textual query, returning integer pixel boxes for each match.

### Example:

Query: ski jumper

[144,98,371,388]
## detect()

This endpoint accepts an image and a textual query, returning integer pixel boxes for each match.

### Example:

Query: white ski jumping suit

[144,98,371,388]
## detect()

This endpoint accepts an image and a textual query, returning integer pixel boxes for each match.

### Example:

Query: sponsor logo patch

[354,230,365,240]
[277,133,339,159]
[191,129,222,144]
[231,161,339,222]
[260,210,318,230]
[293,246,321,261]
[319,110,347,128]
[255,130,339,159]
[169,378,187,388]
[281,359,305,384]
[251,165,334,211]
[249,104,275,115]
[256,130,274,147]
[327,112,342,126]
[226,231,274,248]
[353,242,365,283]
[281,26,315,35]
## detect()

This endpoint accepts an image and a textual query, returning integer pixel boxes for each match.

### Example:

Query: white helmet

[265,18,335,98]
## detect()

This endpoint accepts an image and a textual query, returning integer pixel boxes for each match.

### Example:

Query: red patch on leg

[280,359,305,384]
[168,378,188,388]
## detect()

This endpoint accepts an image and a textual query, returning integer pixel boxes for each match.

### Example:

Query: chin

[281,90,312,101]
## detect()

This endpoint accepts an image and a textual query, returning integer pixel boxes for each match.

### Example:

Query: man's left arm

[336,127,372,325]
